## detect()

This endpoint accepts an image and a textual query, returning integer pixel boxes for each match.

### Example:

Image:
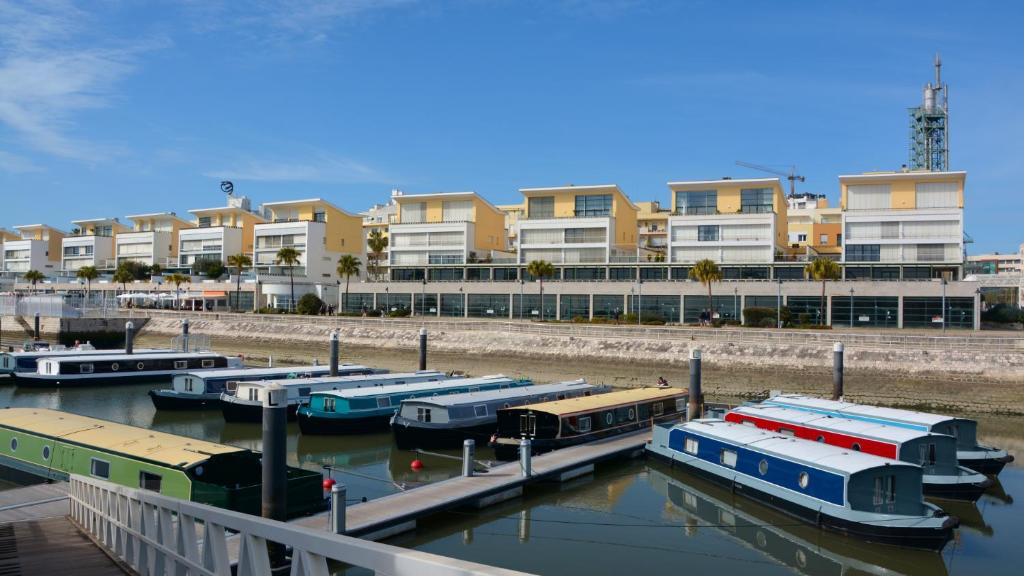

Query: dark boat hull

[923,478,992,502]
[298,413,392,435]
[392,422,496,450]
[221,400,299,423]
[959,454,1013,476]
[648,449,957,551]
[16,373,173,387]
[149,390,223,410]
[493,418,663,461]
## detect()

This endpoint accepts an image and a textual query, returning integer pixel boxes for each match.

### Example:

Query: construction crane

[735,161,805,196]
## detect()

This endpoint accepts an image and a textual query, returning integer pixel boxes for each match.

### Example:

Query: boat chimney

[124,321,134,355]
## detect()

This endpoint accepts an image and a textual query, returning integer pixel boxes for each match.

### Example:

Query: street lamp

[385,286,390,316]
[519,279,524,321]
[941,278,947,333]
[637,279,644,326]
[849,287,855,329]
[421,278,427,317]
[733,287,739,322]
[776,278,783,329]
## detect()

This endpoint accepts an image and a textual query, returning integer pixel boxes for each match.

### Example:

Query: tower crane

[735,161,805,196]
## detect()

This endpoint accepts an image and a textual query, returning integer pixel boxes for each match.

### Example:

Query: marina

[16,351,245,387]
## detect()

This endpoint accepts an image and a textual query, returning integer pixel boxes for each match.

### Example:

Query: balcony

[522,212,611,221]
[390,218,474,225]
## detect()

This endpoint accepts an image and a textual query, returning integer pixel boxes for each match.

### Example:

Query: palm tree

[805,257,842,325]
[526,260,555,321]
[226,253,252,312]
[23,270,45,293]
[76,266,99,302]
[336,254,361,314]
[275,247,301,312]
[366,229,389,281]
[112,268,134,292]
[165,273,190,310]
[688,259,723,321]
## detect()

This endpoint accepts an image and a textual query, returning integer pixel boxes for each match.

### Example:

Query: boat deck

[0,517,129,575]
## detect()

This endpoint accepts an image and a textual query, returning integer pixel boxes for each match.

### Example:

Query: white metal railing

[68,474,531,576]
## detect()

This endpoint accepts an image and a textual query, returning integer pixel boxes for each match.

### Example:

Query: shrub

[296,293,325,315]
[571,315,588,323]
[387,308,411,318]
[743,306,792,327]
[194,259,226,280]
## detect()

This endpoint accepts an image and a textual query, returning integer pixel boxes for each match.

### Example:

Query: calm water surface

[0,375,1019,576]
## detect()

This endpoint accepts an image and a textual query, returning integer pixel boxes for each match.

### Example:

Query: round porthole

[10,438,17,452]
[798,471,810,489]
[628,408,636,420]
[851,443,861,452]
[137,362,145,370]
[816,436,825,443]
[111,363,119,372]
[795,549,808,569]
[605,412,614,425]
[194,466,204,477]
[42,445,51,460]
[503,403,510,409]
[758,459,768,475]
[756,531,767,548]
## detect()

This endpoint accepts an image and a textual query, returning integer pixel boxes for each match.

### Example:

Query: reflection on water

[1,375,1021,576]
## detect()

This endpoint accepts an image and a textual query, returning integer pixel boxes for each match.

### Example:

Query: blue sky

[1,0,1021,253]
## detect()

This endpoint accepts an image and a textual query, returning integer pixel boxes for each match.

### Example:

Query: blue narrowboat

[298,375,532,435]
[647,419,958,550]
[762,394,1014,475]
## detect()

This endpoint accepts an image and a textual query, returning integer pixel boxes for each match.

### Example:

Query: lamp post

[384,286,390,316]
[941,278,947,333]
[776,278,783,329]
[421,278,427,317]
[849,288,855,329]
[519,279,524,321]
[734,287,739,322]
[637,279,643,326]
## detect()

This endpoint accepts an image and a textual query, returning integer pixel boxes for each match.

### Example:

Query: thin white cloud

[205,153,395,184]
[0,149,41,173]
[0,0,164,163]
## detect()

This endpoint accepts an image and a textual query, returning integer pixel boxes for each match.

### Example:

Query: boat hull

[392,422,496,450]
[149,389,223,410]
[221,399,299,423]
[298,413,392,435]
[493,419,659,461]
[16,372,174,387]
[922,474,992,502]
[958,452,1013,475]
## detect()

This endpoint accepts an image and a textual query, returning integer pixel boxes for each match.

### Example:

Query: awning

[202,291,227,297]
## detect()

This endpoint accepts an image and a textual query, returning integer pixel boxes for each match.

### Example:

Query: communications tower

[909,54,949,171]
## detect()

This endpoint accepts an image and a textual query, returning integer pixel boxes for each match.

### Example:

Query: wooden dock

[291,430,651,540]
[0,482,69,523]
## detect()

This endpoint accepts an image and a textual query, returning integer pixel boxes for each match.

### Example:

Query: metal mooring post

[262,383,288,562]
[519,439,532,477]
[33,312,40,340]
[181,318,190,352]
[124,321,134,354]
[462,439,476,477]
[832,342,844,400]
[687,348,702,421]
[330,483,347,535]
[419,327,428,371]
[329,330,340,377]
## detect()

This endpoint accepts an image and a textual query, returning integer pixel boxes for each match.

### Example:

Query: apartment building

[61,218,128,272]
[389,192,506,274]
[0,229,17,272]
[667,178,788,264]
[253,198,363,281]
[496,202,525,251]
[966,251,1023,276]
[179,195,264,268]
[516,184,638,265]
[840,170,965,279]
[636,201,669,255]
[361,197,397,280]
[116,212,193,269]
[3,224,66,274]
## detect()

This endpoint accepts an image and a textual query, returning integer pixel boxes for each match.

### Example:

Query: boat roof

[515,387,684,416]
[403,380,591,408]
[679,420,917,476]
[177,365,365,380]
[244,370,444,389]
[3,348,165,359]
[41,352,222,363]
[730,405,937,444]
[317,375,515,399]
[764,394,956,427]
[0,408,243,469]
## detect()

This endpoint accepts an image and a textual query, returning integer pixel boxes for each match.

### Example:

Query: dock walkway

[0,482,69,523]
[292,430,650,539]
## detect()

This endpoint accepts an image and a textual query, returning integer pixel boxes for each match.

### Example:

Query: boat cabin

[36,352,238,377]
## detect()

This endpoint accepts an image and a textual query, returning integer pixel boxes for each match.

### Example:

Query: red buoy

[410,459,424,471]
[322,478,336,490]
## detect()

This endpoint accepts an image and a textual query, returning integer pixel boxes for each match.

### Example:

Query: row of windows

[390,265,956,282]
[6,436,163,491]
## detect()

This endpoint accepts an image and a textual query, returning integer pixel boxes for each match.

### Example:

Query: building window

[675,190,717,215]
[139,471,162,492]
[917,244,945,262]
[528,197,555,219]
[846,244,880,262]
[819,234,828,245]
[880,222,900,239]
[697,225,719,242]
[197,217,212,228]
[797,234,807,242]
[564,228,606,243]
[313,211,326,223]
[574,194,612,217]
[740,188,774,213]
[90,458,111,479]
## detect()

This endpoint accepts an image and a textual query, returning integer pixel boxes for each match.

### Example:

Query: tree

[23,270,45,293]
[112,268,134,292]
[226,253,252,312]
[688,259,722,321]
[165,273,190,310]
[805,257,841,325]
[76,266,99,300]
[526,260,555,321]
[366,229,388,281]
[296,293,325,315]
[117,260,150,280]
[336,254,361,314]
[150,263,163,278]
[194,259,225,280]
[275,247,301,312]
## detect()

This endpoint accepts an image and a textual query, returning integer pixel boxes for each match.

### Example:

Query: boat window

[627,408,636,420]
[42,445,51,460]
[394,380,405,385]
[557,394,566,400]
[174,360,187,370]
[919,443,937,466]
[675,398,686,412]
[684,437,699,455]
[185,378,194,392]
[248,388,259,402]
[139,471,162,492]
[90,458,111,479]
[110,362,119,372]
[298,387,311,397]
[323,397,336,413]
[137,362,145,370]
[9,437,17,452]
[578,416,592,433]
[872,475,896,508]
[474,405,487,417]
[816,436,825,442]
[798,471,810,489]
[778,428,795,437]
[719,449,737,468]
[520,414,537,436]
[503,403,511,409]
[226,381,238,392]
[605,412,614,426]
[201,359,215,368]
[758,459,768,475]
[652,402,664,417]
[741,420,755,427]
[417,408,431,422]
[80,363,94,374]
[470,387,480,393]
[584,391,591,396]
[851,443,861,452]
[377,397,392,408]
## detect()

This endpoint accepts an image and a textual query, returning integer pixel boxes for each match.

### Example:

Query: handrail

[68,474,531,576]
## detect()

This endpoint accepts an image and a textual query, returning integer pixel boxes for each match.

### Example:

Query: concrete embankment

[131,311,1024,415]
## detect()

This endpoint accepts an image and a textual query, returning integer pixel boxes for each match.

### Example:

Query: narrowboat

[491,387,687,461]
[298,375,532,435]
[221,370,446,423]
[1,346,171,378]
[149,364,381,410]
[762,394,1014,475]
[16,352,245,387]
[726,405,992,501]
[391,379,608,450]
[647,419,958,550]
[0,408,324,518]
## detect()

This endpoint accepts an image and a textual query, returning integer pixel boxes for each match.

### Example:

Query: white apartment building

[840,171,965,277]
[389,192,506,267]
[116,213,192,269]
[179,196,263,268]
[61,218,124,272]
[253,198,364,282]
[2,224,65,274]
[516,185,638,265]
[666,178,788,264]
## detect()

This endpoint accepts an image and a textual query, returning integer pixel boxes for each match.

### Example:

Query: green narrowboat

[0,408,324,518]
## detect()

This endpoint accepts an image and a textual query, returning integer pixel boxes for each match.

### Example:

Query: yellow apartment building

[3,224,66,274]
[253,198,363,280]
[389,192,507,272]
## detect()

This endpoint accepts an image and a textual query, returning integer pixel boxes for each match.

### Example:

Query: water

[0,372,1019,575]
